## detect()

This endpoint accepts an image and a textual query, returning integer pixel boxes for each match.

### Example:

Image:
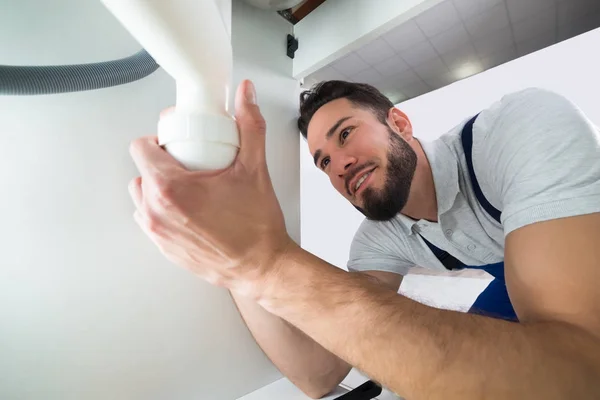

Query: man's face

[307,98,417,221]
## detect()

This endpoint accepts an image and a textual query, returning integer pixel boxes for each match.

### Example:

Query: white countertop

[237,378,349,400]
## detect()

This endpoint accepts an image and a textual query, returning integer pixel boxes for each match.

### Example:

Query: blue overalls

[421,115,518,322]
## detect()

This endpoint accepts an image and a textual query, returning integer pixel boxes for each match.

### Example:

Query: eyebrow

[313,150,322,167]
[313,116,352,167]
[327,116,352,139]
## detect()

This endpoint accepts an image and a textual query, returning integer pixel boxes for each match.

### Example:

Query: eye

[320,157,330,169]
[340,127,352,143]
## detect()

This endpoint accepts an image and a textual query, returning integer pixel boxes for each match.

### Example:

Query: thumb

[234,80,267,168]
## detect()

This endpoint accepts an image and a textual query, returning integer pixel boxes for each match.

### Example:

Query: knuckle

[253,112,267,132]
[128,177,141,192]
[206,273,226,287]
[239,108,266,133]
[155,181,176,207]
[146,213,162,234]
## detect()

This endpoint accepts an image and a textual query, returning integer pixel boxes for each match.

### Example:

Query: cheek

[353,137,386,162]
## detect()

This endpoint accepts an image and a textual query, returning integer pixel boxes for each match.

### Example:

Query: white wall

[0,1,298,399]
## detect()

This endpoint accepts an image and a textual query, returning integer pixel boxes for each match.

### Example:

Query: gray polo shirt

[348,88,600,275]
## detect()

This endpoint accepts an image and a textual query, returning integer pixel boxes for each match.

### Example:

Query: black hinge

[287,34,299,59]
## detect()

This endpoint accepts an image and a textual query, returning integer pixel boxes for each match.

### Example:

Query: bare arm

[256,213,600,399]
[231,293,349,399]
[231,270,402,399]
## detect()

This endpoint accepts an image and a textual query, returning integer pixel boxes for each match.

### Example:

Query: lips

[347,167,376,196]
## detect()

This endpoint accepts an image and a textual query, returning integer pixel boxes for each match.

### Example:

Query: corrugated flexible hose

[0,49,159,95]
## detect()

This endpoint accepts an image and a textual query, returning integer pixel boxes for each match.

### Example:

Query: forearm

[231,291,350,398]
[256,245,600,400]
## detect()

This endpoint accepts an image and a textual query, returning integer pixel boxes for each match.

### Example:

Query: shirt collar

[421,139,460,215]
[395,138,460,233]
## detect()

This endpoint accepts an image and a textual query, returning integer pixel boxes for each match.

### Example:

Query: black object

[287,34,299,59]
[334,380,382,400]
[278,9,299,24]
[421,236,465,271]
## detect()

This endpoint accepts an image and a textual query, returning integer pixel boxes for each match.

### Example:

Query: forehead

[307,98,370,154]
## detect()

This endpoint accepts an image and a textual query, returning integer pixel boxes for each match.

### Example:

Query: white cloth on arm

[348,88,600,275]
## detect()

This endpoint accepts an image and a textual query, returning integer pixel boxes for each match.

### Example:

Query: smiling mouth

[349,168,375,196]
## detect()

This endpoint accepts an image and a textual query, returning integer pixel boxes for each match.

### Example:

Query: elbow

[298,366,351,399]
[301,385,338,399]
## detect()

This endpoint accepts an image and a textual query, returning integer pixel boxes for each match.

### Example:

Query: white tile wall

[512,6,556,43]
[473,25,514,57]
[309,66,348,82]
[441,42,478,70]
[414,56,449,81]
[453,0,504,20]
[350,67,385,86]
[517,28,557,56]
[400,80,431,98]
[355,38,397,66]
[399,40,438,68]
[389,68,423,87]
[429,23,471,54]
[330,52,370,77]
[480,44,518,69]
[382,20,428,52]
[506,0,554,23]
[464,2,511,37]
[558,11,600,40]
[374,55,410,77]
[415,0,462,37]
[304,0,600,101]
[558,0,600,25]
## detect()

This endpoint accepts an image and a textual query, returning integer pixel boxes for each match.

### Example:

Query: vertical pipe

[101,0,239,170]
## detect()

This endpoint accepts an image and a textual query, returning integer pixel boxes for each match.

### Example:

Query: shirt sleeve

[347,219,414,275]
[473,88,600,236]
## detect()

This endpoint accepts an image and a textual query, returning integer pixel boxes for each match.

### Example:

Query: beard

[355,129,417,221]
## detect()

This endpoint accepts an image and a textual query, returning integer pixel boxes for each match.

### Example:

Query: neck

[400,139,438,222]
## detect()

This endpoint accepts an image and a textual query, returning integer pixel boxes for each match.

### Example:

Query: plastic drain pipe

[101,0,239,171]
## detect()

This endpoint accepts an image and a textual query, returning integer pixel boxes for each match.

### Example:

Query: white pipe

[101,0,239,170]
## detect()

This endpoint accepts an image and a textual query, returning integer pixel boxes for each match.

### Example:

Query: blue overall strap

[422,114,502,270]
[461,115,502,223]
[421,236,465,271]
[419,115,518,322]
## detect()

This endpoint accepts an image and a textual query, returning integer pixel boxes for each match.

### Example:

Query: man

[128,79,600,399]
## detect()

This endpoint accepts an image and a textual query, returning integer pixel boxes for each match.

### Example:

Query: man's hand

[128,80,292,298]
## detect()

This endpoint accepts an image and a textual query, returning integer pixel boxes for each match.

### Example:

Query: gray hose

[0,49,159,95]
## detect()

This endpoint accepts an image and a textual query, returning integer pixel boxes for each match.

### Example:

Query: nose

[331,153,357,178]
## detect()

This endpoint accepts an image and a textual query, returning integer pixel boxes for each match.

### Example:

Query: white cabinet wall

[0,1,299,399]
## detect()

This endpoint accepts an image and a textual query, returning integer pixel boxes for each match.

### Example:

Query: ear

[387,107,413,140]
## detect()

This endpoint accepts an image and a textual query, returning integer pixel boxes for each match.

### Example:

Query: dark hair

[297,80,394,139]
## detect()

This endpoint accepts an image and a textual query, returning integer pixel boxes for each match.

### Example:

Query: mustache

[345,162,377,196]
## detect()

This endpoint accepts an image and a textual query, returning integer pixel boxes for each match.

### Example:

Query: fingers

[234,80,267,168]
[129,176,143,209]
[129,136,183,181]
